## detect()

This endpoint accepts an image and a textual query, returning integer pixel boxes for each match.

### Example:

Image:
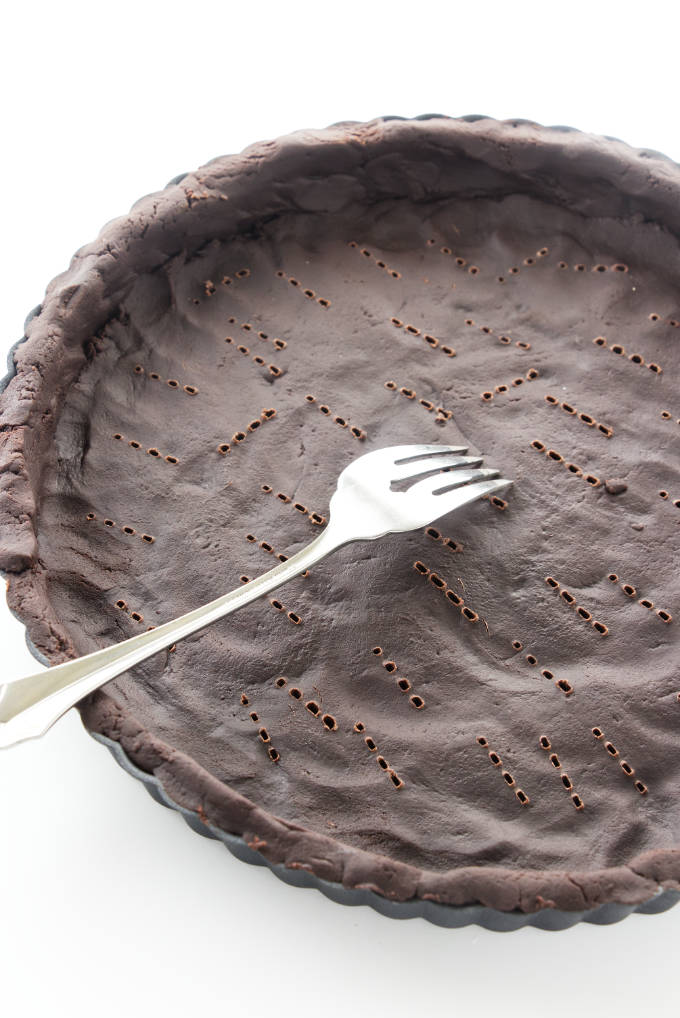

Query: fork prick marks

[480,368,539,401]
[114,598,145,624]
[554,257,628,274]
[217,268,251,289]
[223,334,283,378]
[657,487,680,512]
[260,484,327,527]
[538,735,584,810]
[200,268,251,299]
[225,316,287,351]
[216,407,277,456]
[606,571,672,624]
[349,241,403,279]
[463,318,531,350]
[244,532,309,576]
[369,645,425,710]
[352,722,405,789]
[384,380,453,424]
[543,394,613,438]
[659,407,680,426]
[413,560,482,626]
[112,431,180,465]
[424,526,463,553]
[132,364,199,396]
[426,238,476,274]
[85,511,155,546]
[476,736,530,806]
[114,601,177,652]
[543,575,609,636]
[591,727,647,795]
[510,639,574,697]
[239,692,281,763]
[481,493,509,512]
[530,440,601,488]
[274,678,338,732]
[238,575,302,626]
[389,317,456,358]
[275,269,331,308]
[304,394,366,440]
[592,336,662,374]
[519,246,550,267]
[648,311,680,329]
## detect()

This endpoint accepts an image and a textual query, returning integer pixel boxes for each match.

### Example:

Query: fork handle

[0,523,346,749]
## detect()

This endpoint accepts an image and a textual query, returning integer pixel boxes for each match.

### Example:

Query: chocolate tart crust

[2,114,680,913]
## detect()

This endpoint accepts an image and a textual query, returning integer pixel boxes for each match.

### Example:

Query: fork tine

[425,477,512,523]
[407,466,499,497]
[339,444,471,488]
[390,453,482,482]
[387,443,468,464]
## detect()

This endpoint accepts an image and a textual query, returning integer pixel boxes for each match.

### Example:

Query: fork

[0,443,511,748]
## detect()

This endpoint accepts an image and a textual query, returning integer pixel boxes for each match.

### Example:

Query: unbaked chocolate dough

[2,115,680,913]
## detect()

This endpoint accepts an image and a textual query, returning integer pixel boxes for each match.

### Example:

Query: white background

[1,3,679,1016]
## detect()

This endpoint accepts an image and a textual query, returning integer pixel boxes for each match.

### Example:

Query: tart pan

[2,114,680,930]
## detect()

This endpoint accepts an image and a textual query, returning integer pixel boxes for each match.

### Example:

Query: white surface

[1,3,679,1016]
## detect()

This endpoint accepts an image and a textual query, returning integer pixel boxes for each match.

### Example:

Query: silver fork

[0,443,511,749]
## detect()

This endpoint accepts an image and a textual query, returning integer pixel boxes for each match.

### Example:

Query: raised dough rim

[2,112,680,927]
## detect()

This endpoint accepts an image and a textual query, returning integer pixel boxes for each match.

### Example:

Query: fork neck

[295,515,350,565]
